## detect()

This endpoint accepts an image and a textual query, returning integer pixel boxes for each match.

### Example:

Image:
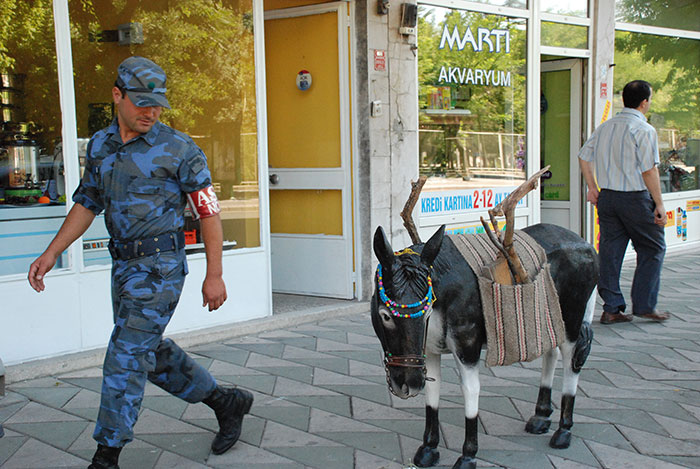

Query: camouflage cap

[116,56,171,109]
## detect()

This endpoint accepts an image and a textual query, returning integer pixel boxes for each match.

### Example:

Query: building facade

[1,0,698,366]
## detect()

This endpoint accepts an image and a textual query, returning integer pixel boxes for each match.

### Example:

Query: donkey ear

[421,225,444,266]
[373,226,394,268]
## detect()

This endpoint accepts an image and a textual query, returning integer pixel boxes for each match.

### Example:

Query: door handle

[269,173,279,185]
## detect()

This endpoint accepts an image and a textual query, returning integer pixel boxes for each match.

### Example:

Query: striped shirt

[578,108,659,191]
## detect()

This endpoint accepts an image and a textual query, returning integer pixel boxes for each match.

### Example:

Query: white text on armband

[187,186,221,220]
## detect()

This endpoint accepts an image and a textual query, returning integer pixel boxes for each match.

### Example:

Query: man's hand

[28,252,58,292]
[202,275,227,311]
[586,186,599,206]
[654,205,667,227]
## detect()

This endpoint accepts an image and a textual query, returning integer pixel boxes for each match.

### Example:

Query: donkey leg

[525,347,559,434]
[452,360,479,469]
[551,292,595,449]
[550,338,581,449]
[414,352,442,467]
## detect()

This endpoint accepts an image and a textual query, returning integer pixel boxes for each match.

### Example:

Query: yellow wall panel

[264,0,333,10]
[265,13,341,168]
[270,190,342,235]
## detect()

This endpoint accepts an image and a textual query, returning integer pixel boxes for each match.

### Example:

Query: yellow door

[265,4,353,298]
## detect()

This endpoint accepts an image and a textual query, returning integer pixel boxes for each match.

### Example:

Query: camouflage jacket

[73,119,212,241]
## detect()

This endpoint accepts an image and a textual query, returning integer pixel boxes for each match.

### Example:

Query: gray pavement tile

[304,330,349,343]
[547,454,599,468]
[584,359,645,378]
[357,418,426,440]
[658,380,700,392]
[218,374,277,394]
[477,448,555,469]
[320,384,392,406]
[308,408,384,433]
[5,401,83,424]
[322,431,401,461]
[354,449,403,469]
[351,397,423,421]
[230,341,286,358]
[63,407,98,421]
[138,432,213,463]
[601,398,699,424]
[155,449,210,468]
[0,391,29,408]
[10,386,80,409]
[586,439,688,468]
[133,409,209,435]
[190,345,250,366]
[598,370,682,391]
[265,445,354,469]
[5,420,89,450]
[440,420,528,452]
[326,350,384,367]
[655,456,700,468]
[273,377,339,396]
[618,425,700,456]
[117,446,162,469]
[478,396,522,420]
[207,441,305,468]
[571,422,635,450]
[251,401,311,431]
[479,409,535,437]
[680,402,700,422]
[0,435,26,466]
[503,434,599,467]
[346,332,381,345]
[191,356,213,371]
[0,402,25,424]
[284,395,352,418]
[312,368,372,386]
[575,408,667,435]
[142,395,189,419]
[207,358,267,376]
[650,413,700,441]
[62,388,101,409]
[59,377,103,393]
[261,420,342,447]
[294,357,350,375]
[2,438,87,468]
[268,336,319,350]
[254,365,314,384]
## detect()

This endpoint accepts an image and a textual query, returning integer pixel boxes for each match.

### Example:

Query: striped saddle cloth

[448,231,565,367]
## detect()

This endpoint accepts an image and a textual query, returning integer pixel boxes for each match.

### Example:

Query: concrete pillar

[592,0,616,127]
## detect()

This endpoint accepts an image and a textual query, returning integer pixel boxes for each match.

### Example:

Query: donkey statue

[371,223,598,469]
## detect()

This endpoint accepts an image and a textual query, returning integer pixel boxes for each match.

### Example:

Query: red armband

[187,186,221,220]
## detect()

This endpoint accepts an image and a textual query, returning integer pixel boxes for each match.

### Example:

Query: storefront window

[68,0,260,266]
[541,22,587,49]
[616,0,700,32]
[541,0,587,17]
[418,6,527,226]
[1,1,67,276]
[614,30,700,193]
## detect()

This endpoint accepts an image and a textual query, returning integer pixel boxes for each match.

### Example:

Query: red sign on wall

[600,82,608,99]
[374,49,386,72]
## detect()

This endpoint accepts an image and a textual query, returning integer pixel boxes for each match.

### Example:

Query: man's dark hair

[114,79,127,98]
[622,80,652,109]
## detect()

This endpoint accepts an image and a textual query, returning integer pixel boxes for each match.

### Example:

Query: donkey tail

[572,287,597,373]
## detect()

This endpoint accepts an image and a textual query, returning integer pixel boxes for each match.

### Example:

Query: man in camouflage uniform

[28,56,253,469]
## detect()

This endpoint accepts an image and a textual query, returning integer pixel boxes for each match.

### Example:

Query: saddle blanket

[448,231,565,367]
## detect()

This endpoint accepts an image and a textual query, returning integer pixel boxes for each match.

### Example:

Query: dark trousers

[597,189,666,315]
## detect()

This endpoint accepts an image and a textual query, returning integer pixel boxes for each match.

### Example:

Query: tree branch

[401,175,427,245]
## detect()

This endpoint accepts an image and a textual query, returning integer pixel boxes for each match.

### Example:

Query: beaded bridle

[376,262,436,396]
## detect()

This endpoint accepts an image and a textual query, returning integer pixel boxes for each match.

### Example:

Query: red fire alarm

[374,49,386,72]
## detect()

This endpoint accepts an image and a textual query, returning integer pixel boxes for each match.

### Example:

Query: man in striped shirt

[579,80,669,325]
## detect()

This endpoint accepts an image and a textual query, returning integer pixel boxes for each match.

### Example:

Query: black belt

[108,231,185,261]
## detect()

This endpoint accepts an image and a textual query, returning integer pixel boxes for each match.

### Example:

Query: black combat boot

[88,444,121,469]
[203,386,254,455]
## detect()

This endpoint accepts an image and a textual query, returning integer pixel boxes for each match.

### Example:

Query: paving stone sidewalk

[1,248,700,468]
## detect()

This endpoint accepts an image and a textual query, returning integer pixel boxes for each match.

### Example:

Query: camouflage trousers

[93,250,217,448]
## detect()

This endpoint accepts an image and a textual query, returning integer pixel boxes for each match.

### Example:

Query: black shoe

[203,386,254,455]
[88,445,121,469]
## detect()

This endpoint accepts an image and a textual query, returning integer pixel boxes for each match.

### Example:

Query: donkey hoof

[525,415,551,434]
[413,445,440,467]
[549,428,572,449]
[451,456,477,469]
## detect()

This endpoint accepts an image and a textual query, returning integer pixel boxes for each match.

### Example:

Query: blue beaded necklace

[376,263,435,318]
